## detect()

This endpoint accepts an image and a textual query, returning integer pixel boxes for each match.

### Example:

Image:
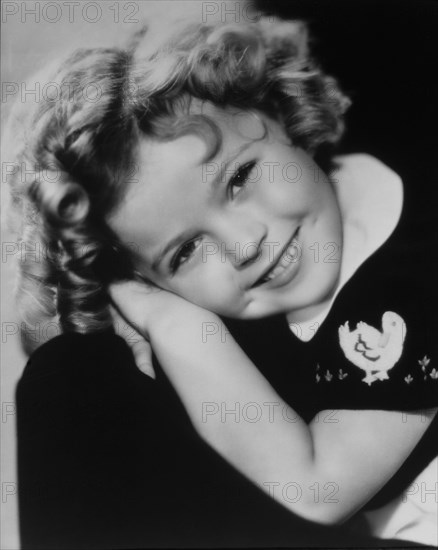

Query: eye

[228,161,257,199]
[170,237,202,273]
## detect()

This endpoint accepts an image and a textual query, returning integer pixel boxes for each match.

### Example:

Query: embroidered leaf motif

[316,374,321,383]
[404,374,414,384]
[430,368,438,380]
[418,356,430,368]
[325,370,333,382]
[338,369,348,380]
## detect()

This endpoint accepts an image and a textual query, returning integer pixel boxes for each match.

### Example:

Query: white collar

[288,153,403,342]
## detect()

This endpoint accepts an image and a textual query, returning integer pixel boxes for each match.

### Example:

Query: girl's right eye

[169,237,202,273]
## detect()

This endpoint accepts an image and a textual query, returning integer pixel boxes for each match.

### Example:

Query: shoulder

[16,331,152,410]
[331,153,404,277]
[20,331,136,380]
[334,153,401,181]
[15,331,167,452]
[333,153,403,211]
[334,153,403,242]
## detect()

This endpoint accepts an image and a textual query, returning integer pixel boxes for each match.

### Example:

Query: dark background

[255,0,437,166]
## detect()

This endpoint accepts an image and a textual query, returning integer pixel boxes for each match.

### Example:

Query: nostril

[244,243,260,261]
[221,220,267,267]
[239,241,263,267]
[240,254,258,268]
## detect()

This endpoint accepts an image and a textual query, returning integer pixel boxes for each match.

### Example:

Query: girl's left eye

[228,161,257,199]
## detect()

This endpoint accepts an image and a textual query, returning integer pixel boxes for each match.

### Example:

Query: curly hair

[4,16,351,354]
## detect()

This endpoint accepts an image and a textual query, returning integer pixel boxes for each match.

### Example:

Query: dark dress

[16,327,434,550]
[16,154,437,549]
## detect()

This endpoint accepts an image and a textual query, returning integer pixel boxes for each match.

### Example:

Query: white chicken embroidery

[338,311,406,386]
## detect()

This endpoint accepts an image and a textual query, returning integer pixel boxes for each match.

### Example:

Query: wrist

[149,296,220,342]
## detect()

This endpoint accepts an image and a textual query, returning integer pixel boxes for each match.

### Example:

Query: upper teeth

[261,241,299,283]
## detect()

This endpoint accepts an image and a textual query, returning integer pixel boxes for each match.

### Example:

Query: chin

[245,272,340,320]
[234,300,290,321]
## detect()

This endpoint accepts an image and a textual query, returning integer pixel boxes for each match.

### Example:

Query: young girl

[7,15,437,549]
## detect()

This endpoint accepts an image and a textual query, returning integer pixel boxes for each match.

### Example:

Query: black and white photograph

[1,1,437,548]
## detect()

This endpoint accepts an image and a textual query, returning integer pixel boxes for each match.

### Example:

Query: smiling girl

[7,15,437,549]
[108,102,344,322]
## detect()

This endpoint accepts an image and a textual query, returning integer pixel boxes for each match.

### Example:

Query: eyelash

[227,161,257,199]
[169,161,257,273]
[169,238,202,273]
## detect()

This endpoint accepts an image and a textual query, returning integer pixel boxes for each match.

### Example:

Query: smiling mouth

[251,227,301,288]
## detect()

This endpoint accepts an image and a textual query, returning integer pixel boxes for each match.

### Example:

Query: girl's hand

[110,304,156,378]
[108,279,204,376]
[109,279,168,341]
[109,279,173,378]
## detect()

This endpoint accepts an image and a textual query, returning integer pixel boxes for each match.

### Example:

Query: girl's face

[108,102,343,320]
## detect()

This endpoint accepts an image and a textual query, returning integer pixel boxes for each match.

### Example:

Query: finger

[110,305,142,343]
[131,339,156,379]
[109,305,127,337]
[110,305,156,379]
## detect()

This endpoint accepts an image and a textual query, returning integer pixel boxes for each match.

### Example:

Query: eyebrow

[151,141,253,271]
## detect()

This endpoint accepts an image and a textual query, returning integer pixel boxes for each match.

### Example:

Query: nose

[213,214,267,269]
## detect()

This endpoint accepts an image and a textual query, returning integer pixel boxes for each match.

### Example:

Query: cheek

[171,264,244,313]
[257,162,320,214]
[169,264,237,311]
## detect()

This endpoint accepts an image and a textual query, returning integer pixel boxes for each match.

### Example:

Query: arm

[110,282,436,525]
[151,305,435,523]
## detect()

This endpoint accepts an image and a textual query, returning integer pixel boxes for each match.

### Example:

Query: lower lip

[256,230,302,290]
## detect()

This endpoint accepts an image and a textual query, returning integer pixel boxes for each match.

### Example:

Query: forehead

[107,101,274,268]
[136,100,267,175]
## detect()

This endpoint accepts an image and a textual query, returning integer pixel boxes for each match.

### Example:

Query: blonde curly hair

[4,17,351,354]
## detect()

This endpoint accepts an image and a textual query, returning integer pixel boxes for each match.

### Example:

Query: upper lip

[250,227,300,288]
